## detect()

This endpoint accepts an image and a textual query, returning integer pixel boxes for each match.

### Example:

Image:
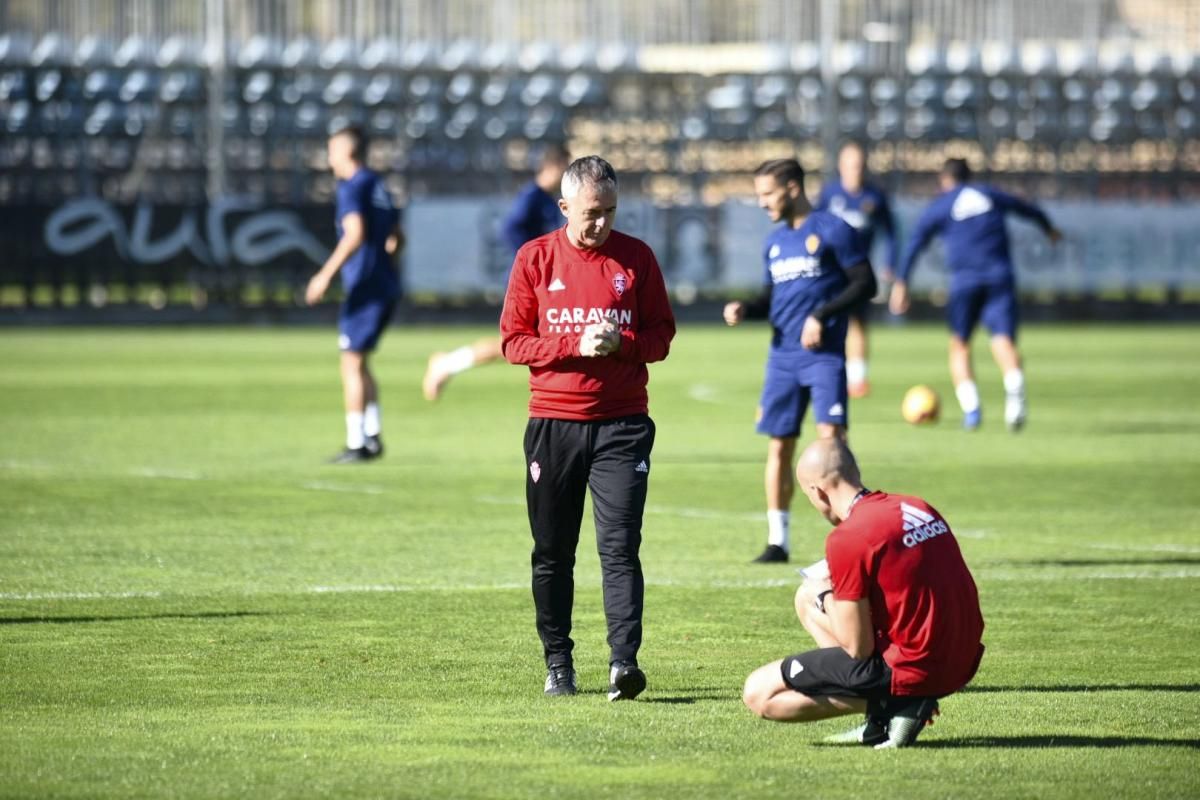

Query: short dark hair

[330,125,368,162]
[561,155,617,198]
[537,143,571,170]
[941,157,972,184]
[755,158,805,187]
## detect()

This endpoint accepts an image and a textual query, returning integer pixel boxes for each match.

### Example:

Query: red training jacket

[500,227,676,420]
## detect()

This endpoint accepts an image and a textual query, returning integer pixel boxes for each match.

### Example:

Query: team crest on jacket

[805,234,821,254]
[612,274,627,296]
[530,461,541,483]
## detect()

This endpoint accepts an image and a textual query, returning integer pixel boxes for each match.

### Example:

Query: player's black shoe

[875,697,939,749]
[544,664,578,697]
[607,662,646,701]
[752,544,789,564]
[364,434,384,459]
[327,447,373,465]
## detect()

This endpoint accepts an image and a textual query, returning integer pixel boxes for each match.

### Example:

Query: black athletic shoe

[544,665,578,697]
[327,447,373,465]
[607,662,647,701]
[752,544,789,564]
[875,697,939,749]
[823,716,890,746]
[364,434,384,458]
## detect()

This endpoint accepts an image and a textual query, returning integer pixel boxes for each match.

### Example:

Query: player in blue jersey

[422,143,571,401]
[890,158,1061,432]
[305,126,404,463]
[814,142,899,399]
[724,158,877,563]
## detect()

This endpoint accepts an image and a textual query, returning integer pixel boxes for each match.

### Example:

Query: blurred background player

[500,156,675,699]
[305,126,404,463]
[742,438,984,748]
[423,143,572,401]
[723,158,877,564]
[890,158,1062,432]
[814,142,899,399]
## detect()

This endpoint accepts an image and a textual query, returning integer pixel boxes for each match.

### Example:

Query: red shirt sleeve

[499,247,580,367]
[827,526,870,601]
[614,248,675,364]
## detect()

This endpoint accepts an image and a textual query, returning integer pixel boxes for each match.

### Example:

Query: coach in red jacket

[742,438,985,748]
[500,155,676,701]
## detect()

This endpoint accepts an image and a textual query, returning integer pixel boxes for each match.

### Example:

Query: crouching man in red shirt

[500,156,676,701]
[743,438,984,747]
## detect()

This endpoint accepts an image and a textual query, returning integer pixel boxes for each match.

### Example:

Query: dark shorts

[947,281,1017,341]
[339,299,396,353]
[780,647,892,700]
[756,354,848,438]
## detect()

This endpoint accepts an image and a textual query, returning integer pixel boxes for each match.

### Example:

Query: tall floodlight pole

[205,0,227,199]
[818,0,839,177]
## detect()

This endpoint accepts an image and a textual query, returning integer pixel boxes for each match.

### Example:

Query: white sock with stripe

[955,380,981,414]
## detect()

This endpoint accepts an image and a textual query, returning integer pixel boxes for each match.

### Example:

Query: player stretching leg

[724,159,877,563]
[890,158,1060,431]
[423,144,570,401]
[305,126,404,463]
[813,142,899,399]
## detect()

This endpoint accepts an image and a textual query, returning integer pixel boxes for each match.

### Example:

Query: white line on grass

[686,383,723,404]
[129,467,205,481]
[0,591,163,600]
[301,482,386,495]
[1085,542,1200,555]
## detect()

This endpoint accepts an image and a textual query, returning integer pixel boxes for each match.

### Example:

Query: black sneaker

[364,434,384,458]
[752,544,789,564]
[544,665,577,697]
[607,662,646,701]
[328,447,372,465]
[875,697,939,749]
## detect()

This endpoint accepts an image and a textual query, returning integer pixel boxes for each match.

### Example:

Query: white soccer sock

[442,346,476,376]
[363,402,381,437]
[1003,368,1025,398]
[955,380,981,414]
[846,358,867,386]
[345,411,365,450]
[767,509,790,551]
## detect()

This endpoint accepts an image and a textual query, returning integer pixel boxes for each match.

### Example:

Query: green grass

[2,323,1199,799]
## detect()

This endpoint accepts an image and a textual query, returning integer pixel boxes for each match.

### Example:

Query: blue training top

[500,181,562,255]
[897,183,1052,289]
[335,167,401,300]
[762,211,870,357]
[814,179,900,269]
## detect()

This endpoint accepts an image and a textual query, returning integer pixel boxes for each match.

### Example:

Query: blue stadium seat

[281,38,319,69]
[119,69,157,103]
[4,98,31,132]
[159,70,202,104]
[0,70,28,101]
[560,72,602,108]
[242,70,274,104]
[0,33,33,66]
[322,71,360,105]
[156,35,200,68]
[358,38,400,70]
[521,73,558,107]
[362,74,402,107]
[238,36,280,69]
[439,39,478,71]
[319,38,355,70]
[114,35,152,67]
[31,33,70,66]
[445,72,476,104]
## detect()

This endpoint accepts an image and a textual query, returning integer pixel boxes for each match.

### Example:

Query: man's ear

[558,198,569,217]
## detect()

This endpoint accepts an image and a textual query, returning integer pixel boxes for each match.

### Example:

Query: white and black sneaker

[607,662,646,702]
[364,434,384,459]
[875,697,939,749]
[543,665,577,697]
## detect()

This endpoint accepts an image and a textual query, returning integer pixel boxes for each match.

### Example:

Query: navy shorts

[947,282,1017,341]
[338,299,395,353]
[756,353,848,438]
[781,648,892,700]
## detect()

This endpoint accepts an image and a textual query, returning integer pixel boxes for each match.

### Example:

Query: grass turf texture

[1,323,1198,799]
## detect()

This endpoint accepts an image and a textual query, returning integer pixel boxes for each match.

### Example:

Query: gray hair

[561,155,618,199]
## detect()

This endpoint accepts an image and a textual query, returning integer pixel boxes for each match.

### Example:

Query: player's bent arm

[499,263,582,367]
[811,261,877,323]
[827,597,875,660]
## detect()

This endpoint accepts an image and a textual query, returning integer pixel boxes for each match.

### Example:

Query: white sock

[1003,369,1025,398]
[442,346,476,376]
[767,509,790,551]
[955,380,981,414]
[363,402,381,437]
[345,412,365,449]
[846,358,867,386]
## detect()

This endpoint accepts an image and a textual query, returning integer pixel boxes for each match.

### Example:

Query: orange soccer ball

[901,385,941,425]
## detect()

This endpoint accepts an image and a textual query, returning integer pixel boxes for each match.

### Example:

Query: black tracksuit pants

[523,414,655,668]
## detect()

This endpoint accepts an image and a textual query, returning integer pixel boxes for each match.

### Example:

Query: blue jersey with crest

[814,180,899,268]
[762,211,869,357]
[335,167,401,300]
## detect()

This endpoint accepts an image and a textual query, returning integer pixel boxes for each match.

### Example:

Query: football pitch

[2,322,1198,799]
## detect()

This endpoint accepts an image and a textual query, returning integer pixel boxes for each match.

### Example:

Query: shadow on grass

[963,683,1200,693]
[921,735,1200,749]
[0,611,269,625]
[991,557,1200,568]
[644,691,736,704]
